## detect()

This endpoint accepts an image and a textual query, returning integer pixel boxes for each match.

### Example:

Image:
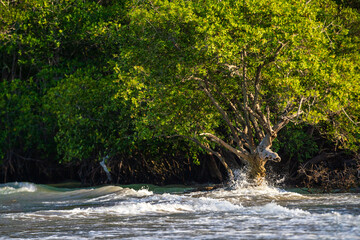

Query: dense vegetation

[1,0,359,188]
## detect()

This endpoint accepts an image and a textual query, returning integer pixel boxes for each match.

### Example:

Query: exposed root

[298,160,360,192]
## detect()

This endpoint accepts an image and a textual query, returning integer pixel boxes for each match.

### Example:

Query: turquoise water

[1,177,360,239]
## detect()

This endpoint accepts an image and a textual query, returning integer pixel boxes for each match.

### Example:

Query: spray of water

[228,166,288,189]
[0,182,37,195]
[199,168,306,205]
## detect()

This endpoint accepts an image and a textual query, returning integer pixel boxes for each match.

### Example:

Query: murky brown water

[1,178,359,239]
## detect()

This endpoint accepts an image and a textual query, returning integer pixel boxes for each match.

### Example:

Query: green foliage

[335,0,360,10]
[0,0,358,181]
[0,0,130,166]
[273,124,319,163]
[0,78,57,163]
[0,0,126,73]
[123,0,360,152]
[46,67,133,162]
[315,0,360,151]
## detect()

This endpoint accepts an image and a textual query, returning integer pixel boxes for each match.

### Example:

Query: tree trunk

[239,133,280,184]
[207,156,223,182]
[248,155,267,183]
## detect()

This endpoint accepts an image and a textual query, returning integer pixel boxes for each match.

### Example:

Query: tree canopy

[122,0,360,181]
[0,0,359,184]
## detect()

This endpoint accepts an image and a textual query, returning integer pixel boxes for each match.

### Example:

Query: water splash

[229,168,287,190]
[0,182,37,195]
[226,168,287,194]
[192,168,306,206]
[1,182,359,239]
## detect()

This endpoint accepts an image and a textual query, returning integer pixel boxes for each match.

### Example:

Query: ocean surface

[1,172,359,239]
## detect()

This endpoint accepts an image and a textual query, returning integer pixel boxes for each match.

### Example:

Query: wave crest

[0,182,37,195]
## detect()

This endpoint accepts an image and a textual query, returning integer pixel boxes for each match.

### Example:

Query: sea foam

[0,182,37,195]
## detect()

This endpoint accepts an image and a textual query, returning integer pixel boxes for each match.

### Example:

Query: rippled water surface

[1,176,360,239]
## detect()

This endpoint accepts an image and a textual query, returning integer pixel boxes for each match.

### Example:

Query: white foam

[79,195,241,217]
[256,202,310,217]
[83,186,153,203]
[0,182,37,195]
[10,193,243,220]
[201,169,306,202]
[314,211,360,223]
[1,179,359,240]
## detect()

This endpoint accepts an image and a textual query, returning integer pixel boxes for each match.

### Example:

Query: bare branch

[253,42,288,108]
[165,134,234,178]
[228,99,246,126]
[342,108,359,125]
[203,145,234,180]
[297,96,305,116]
[0,0,9,9]
[224,64,240,77]
[266,106,272,132]
[234,126,253,150]
[241,49,256,150]
[200,73,247,128]
[245,106,271,136]
[248,93,271,128]
[200,133,249,164]
[191,76,242,147]
[253,64,263,108]
[273,111,304,134]
[207,81,251,148]
[283,100,295,114]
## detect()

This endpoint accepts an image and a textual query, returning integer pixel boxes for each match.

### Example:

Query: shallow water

[1,176,359,239]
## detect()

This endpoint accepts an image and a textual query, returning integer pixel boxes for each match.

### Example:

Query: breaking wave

[1,176,359,240]
[0,182,37,195]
